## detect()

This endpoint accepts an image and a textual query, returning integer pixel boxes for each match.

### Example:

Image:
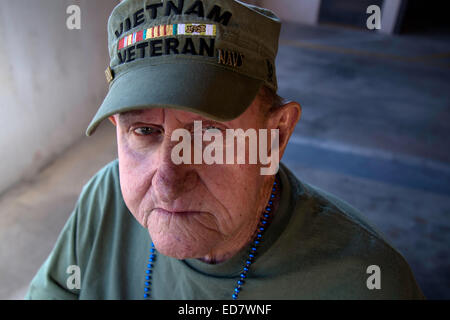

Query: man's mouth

[152,208,205,216]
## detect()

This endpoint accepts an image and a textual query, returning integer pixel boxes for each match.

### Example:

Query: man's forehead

[119,110,146,118]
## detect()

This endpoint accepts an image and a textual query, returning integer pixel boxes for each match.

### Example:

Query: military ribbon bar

[117,23,217,51]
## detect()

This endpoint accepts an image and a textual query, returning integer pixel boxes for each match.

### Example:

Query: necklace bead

[143,178,278,300]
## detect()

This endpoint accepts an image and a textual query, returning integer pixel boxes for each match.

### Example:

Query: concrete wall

[0,0,119,195]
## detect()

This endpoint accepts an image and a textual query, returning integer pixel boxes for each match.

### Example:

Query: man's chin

[149,233,216,260]
[145,212,224,259]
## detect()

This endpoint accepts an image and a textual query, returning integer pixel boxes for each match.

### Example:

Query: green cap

[86,0,281,136]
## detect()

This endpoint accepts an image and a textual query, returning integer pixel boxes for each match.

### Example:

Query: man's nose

[152,138,198,203]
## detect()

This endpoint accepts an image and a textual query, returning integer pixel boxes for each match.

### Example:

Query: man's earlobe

[108,115,117,126]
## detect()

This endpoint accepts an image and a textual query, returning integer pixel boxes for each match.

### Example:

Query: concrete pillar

[381,0,407,34]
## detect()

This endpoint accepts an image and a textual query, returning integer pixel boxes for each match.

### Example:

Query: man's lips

[152,208,206,216]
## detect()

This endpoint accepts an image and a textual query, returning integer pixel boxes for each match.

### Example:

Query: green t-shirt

[25,160,424,299]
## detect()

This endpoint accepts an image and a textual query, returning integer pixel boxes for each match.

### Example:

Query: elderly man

[26,0,424,300]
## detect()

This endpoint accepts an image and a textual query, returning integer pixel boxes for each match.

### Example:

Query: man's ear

[267,100,302,157]
[108,115,117,126]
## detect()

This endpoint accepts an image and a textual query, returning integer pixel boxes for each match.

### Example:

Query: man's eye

[203,125,222,132]
[133,127,159,136]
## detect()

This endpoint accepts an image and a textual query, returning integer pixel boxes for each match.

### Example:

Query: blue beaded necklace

[144,178,279,300]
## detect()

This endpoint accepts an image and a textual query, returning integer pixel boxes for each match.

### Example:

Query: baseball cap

[86,0,281,136]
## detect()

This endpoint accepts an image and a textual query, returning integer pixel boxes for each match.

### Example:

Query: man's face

[113,94,276,261]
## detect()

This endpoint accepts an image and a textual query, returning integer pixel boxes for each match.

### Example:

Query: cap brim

[86,61,263,136]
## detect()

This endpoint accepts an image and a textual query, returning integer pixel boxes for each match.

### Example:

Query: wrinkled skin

[109,89,301,263]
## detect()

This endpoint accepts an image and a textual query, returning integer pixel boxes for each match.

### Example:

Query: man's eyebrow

[117,110,226,127]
